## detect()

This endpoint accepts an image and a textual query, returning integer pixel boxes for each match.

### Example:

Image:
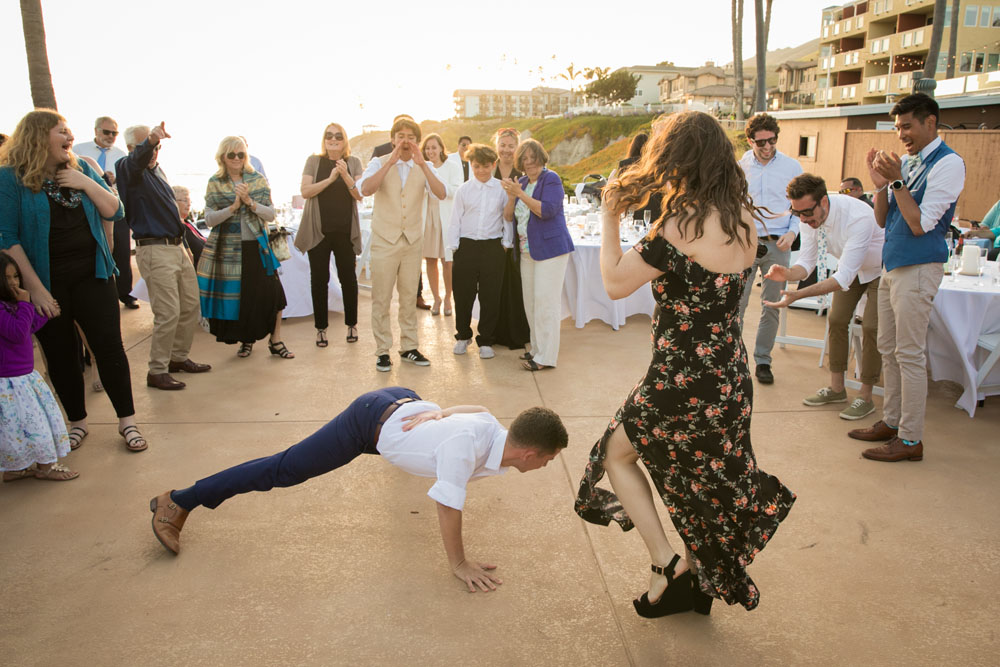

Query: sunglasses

[753,136,778,148]
[789,202,821,217]
[100,129,118,137]
[839,188,855,195]
[226,151,246,160]
[325,132,344,141]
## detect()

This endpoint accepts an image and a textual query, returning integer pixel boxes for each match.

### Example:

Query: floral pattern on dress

[575,234,795,610]
[1,370,70,471]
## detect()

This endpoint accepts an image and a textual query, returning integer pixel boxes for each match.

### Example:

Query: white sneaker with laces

[453,339,470,355]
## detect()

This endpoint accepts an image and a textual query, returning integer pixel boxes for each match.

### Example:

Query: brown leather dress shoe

[147,373,186,390]
[862,437,923,462]
[847,419,897,441]
[149,492,190,554]
[168,359,212,373]
[416,298,432,310]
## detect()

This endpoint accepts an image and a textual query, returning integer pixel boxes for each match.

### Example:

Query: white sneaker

[453,339,470,355]
[479,346,495,359]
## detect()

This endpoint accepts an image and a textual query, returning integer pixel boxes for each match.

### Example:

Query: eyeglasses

[789,202,820,217]
[839,188,855,195]
[325,132,344,141]
[226,151,246,160]
[753,136,778,148]
[100,129,118,137]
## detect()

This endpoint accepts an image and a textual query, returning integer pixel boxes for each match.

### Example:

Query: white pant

[520,252,569,367]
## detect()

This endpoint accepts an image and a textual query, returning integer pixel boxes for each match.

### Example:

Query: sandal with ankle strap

[633,554,697,618]
[120,425,148,452]
[237,342,253,358]
[316,329,328,348]
[3,465,38,482]
[268,340,295,359]
[346,326,358,343]
[68,426,88,451]
[34,463,80,481]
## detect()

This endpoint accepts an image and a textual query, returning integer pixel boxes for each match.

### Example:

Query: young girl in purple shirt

[0,252,77,482]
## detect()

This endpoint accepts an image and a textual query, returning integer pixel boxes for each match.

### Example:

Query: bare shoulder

[665,208,755,274]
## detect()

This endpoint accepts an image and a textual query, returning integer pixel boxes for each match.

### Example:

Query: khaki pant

[877,263,944,442]
[520,251,569,367]
[370,234,422,356]
[828,276,881,385]
[136,244,201,374]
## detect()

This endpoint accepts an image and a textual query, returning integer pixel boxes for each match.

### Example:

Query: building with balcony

[658,63,754,114]
[453,87,579,119]
[817,0,1000,107]
[773,61,819,109]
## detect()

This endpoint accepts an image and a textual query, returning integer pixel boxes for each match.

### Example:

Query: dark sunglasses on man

[101,129,118,137]
[753,136,778,148]
[838,188,854,195]
[325,132,344,141]
[226,151,246,160]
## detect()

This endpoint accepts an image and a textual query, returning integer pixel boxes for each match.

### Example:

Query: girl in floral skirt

[0,252,77,482]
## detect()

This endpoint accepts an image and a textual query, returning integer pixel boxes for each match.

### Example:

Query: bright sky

[1,0,835,205]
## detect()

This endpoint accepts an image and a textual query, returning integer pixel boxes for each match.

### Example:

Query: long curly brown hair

[0,109,80,193]
[604,111,760,247]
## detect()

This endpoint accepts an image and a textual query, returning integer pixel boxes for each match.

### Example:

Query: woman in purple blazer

[501,139,574,370]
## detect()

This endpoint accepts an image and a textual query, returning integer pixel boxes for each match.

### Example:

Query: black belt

[761,234,784,241]
[136,236,183,247]
[373,397,417,445]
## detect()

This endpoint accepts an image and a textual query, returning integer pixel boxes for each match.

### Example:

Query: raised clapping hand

[149,121,171,145]
[234,183,252,205]
[500,177,522,200]
[866,148,901,189]
[400,409,444,431]
[452,560,503,593]
[333,159,350,181]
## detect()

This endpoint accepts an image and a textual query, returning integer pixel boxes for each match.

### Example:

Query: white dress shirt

[890,137,966,233]
[357,155,440,195]
[739,149,803,237]
[795,194,884,290]
[376,401,508,511]
[73,141,126,173]
[447,178,513,251]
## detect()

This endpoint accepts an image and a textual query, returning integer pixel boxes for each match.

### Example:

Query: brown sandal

[3,466,38,482]
[34,463,80,481]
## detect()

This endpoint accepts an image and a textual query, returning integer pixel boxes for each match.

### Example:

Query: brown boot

[149,492,190,554]
[862,437,923,462]
[847,419,897,442]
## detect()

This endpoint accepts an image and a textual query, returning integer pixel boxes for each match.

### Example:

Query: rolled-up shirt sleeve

[830,215,875,291]
[427,434,478,511]
[915,154,966,233]
[355,156,382,195]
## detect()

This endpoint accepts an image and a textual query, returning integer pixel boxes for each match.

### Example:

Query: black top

[315,157,355,235]
[48,201,97,281]
[494,165,522,181]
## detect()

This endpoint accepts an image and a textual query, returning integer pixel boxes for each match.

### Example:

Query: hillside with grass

[350,114,748,194]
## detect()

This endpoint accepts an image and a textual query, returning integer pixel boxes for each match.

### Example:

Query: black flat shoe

[632,555,696,618]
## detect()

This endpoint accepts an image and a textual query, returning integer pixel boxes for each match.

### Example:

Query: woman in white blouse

[420,133,463,315]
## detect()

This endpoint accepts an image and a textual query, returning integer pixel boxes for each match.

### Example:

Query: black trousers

[35,274,135,421]
[453,238,505,346]
[112,218,134,302]
[171,387,420,510]
[307,233,358,329]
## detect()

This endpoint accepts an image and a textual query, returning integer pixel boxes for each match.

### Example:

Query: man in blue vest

[848,93,965,462]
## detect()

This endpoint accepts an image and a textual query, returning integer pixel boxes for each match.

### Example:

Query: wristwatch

[890,179,904,191]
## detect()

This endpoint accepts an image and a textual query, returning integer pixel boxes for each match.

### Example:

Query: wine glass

[643,209,652,232]
[977,252,987,287]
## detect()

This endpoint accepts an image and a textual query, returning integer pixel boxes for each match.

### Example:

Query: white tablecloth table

[926,271,1000,417]
[560,232,656,330]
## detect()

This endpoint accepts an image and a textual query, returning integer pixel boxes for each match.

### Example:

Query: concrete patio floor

[1,275,998,666]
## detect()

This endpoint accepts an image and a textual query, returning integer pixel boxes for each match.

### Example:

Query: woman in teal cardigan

[0,110,147,452]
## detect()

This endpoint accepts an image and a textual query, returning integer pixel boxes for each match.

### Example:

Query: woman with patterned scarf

[197,136,293,359]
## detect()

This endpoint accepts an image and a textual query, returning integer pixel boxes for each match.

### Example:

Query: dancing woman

[575,112,795,616]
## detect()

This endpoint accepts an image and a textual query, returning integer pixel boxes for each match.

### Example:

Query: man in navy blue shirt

[116,123,210,391]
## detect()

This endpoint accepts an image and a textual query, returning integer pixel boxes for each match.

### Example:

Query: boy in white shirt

[149,386,567,592]
[447,144,513,359]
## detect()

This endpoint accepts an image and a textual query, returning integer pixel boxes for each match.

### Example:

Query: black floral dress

[575,234,795,610]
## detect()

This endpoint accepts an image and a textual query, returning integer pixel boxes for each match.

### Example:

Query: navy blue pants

[171,387,420,510]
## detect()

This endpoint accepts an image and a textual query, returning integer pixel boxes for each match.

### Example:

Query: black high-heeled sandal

[632,554,696,618]
[237,342,253,358]
[268,340,295,359]
[316,329,328,348]
[691,578,714,615]
[346,326,358,343]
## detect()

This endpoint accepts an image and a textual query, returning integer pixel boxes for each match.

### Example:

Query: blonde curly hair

[0,109,80,193]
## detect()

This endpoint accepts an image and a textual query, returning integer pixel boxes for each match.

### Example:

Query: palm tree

[20,0,57,109]
[558,63,582,90]
[732,0,745,120]
[753,0,769,112]
[946,0,960,78]
[921,0,947,82]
